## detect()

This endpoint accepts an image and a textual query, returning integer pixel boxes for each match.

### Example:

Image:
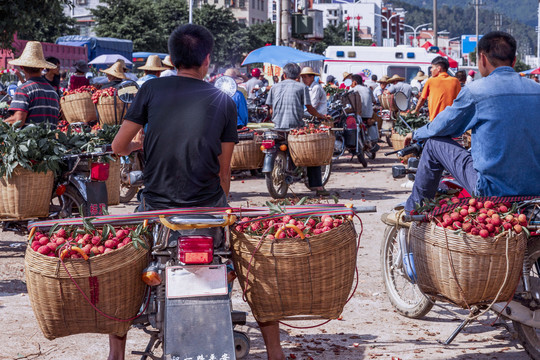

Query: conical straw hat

[9,41,57,69]
[102,61,127,79]
[138,55,168,71]
[162,55,174,68]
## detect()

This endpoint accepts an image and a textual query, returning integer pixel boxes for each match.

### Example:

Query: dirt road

[0,145,529,359]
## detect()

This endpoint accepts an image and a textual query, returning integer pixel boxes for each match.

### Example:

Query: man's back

[125,76,237,208]
[266,79,310,129]
[421,72,461,121]
[245,77,263,99]
[9,77,59,124]
[416,66,540,196]
[353,85,374,118]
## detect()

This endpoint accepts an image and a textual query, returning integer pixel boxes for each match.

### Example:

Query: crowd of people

[3,26,540,360]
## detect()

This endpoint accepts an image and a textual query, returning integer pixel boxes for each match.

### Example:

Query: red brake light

[346,116,356,129]
[91,162,110,181]
[178,236,213,264]
[56,184,66,196]
[262,140,275,149]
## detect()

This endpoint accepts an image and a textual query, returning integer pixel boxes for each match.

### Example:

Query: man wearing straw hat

[136,55,168,86]
[160,55,177,77]
[373,75,390,105]
[4,41,59,126]
[100,60,127,89]
[410,70,428,92]
[300,66,327,116]
[385,74,413,109]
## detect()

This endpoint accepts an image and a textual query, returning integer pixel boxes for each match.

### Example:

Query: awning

[421,42,459,68]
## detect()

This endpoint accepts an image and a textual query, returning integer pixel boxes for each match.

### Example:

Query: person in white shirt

[373,75,390,104]
[160,55,178,77]
[300,67,327,116]
[364,74,378,91]
[410,70,428,93]
[466,69,476,84]
[351,74,379,152]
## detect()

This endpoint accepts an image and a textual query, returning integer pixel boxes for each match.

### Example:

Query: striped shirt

[266,79,311,129]
[9,77,60,124]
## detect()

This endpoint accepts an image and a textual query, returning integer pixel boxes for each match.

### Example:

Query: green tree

[313,22,372,54]
[0,0,76,49]
[514,59,530,72]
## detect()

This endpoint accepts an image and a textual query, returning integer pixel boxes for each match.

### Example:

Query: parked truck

[55,35,133,65]
[0,34,88,71]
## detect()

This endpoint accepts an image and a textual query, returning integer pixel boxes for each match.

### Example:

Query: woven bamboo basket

[97,96,125,126]
[410,221,526,308]
[105,158,121,205]
[390,132,414,162]
[288,132,335,167]
[25,239,149,340]
[231,220,357,322]
[231,139,264,171]
[0,167,54,220]
[60,92,97,124]
[380,93,398,111]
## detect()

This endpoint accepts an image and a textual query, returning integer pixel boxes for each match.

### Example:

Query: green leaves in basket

[296,196,308,206]
[393,113,429,136]
[265,201,285,215]
[48,223,60,239]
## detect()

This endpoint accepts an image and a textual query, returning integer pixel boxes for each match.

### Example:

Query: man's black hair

[371,74,377,81]
[431,56,449,71]
[351,74,363,85]
[46,57,60,65]
[478,31,516,67]
[168,24,214,69]
[455,70,466,83]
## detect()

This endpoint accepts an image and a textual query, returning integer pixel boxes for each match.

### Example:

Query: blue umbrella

[241,46,327,68]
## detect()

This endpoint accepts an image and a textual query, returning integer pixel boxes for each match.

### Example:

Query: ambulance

[322,45,440,83]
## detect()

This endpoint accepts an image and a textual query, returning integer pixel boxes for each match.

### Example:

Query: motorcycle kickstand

[132,329,161,360]
[439,306,480,345]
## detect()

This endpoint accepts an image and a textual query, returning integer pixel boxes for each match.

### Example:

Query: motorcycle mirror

[117,80,139,104]
[214,75,237,98]
[260,86,266,93]
[344,79,353,87]
[7,84,17,97]
[343,104,352,110]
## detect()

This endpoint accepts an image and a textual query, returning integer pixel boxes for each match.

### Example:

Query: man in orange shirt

[412,56,461,121]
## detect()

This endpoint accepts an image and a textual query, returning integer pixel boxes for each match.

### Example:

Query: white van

[322,45,439,83]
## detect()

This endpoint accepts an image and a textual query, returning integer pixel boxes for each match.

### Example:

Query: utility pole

[537,0,540,67]
[473,0,484,52]
[275,0,281,46]
[281,0,289,46]
[433,0,437,46]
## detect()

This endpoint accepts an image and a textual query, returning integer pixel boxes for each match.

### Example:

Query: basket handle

[274,224,305,240]
[60,246,89,261]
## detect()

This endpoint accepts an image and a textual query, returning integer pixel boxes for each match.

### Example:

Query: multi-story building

[63,0,101,36]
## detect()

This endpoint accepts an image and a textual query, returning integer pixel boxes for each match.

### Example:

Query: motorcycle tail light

[90,162,110,181]
[262,140,275,149]
[346,116,356,129]
[142,270,162,286]
[279,144,287,151]
[178,236,213,264]
[56,184,66,196]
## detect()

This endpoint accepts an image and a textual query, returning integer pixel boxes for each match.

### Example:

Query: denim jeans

[405,137,478,211]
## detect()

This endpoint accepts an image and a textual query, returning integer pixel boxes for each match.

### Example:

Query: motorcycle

[328,91,379,167]
[247,87,269,123]
[131,212,250,360]
[119,150,145,203]
[381,144,540,358]
[260,126,332,199]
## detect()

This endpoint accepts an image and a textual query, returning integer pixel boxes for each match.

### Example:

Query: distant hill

[389,0,537,57]
[396,0,538,27]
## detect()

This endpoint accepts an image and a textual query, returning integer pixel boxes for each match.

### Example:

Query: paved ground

[0,144,531,359]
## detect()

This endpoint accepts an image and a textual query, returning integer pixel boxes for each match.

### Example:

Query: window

[76,0,87,4]
[239,18,247,25]
[272,2,276,10]
[347,51,356,58]
[240,0,245,7]
[387,66,421,83]
[395,52,403,59]
[252,0,255,8]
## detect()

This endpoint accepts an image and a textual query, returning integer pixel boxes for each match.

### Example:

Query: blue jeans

[405,137,478,212]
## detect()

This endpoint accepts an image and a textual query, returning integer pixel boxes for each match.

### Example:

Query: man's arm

[306,105,331,120]
[4,111,27,126]
[112,120,144,156]
[218,142,235,196]
[412,97,427,114]
[412,87,477,142]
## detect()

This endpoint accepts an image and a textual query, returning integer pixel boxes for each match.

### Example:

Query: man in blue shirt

[404,31,540,212]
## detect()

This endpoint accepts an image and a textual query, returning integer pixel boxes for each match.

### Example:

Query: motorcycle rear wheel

[119,157,141,203]
[49,186,85,218]
[513,238,540,360]
[265,151,288,199]
[381,225,432,318]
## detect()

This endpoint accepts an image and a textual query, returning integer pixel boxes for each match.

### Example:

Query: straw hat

[377,75,390,83]
[162,55,174,68]
[138,55,168,72]
[342,71,352,80]
[224,68,248,84]
[9,41,57,69]
[413,71,428,81]
[102,61,127,79]
[388,74,405,82]
[300,66,320,76]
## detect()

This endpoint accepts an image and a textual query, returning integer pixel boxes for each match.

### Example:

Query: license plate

[166,265,228,299]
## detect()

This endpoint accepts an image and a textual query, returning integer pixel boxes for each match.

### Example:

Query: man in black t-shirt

[110,24,242,359]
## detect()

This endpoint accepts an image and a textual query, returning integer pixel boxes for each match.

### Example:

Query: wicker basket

[60,92,97,124]
[380,93,398,111]
[0,167,54,220]
[231,220,357,322]
[97,96,125,126]
[25,240,149,340]
[390,132,414,162]
[288,132,335,167]
[410,221,527,308]
[231,139,264,171]
[105,158,121,205]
